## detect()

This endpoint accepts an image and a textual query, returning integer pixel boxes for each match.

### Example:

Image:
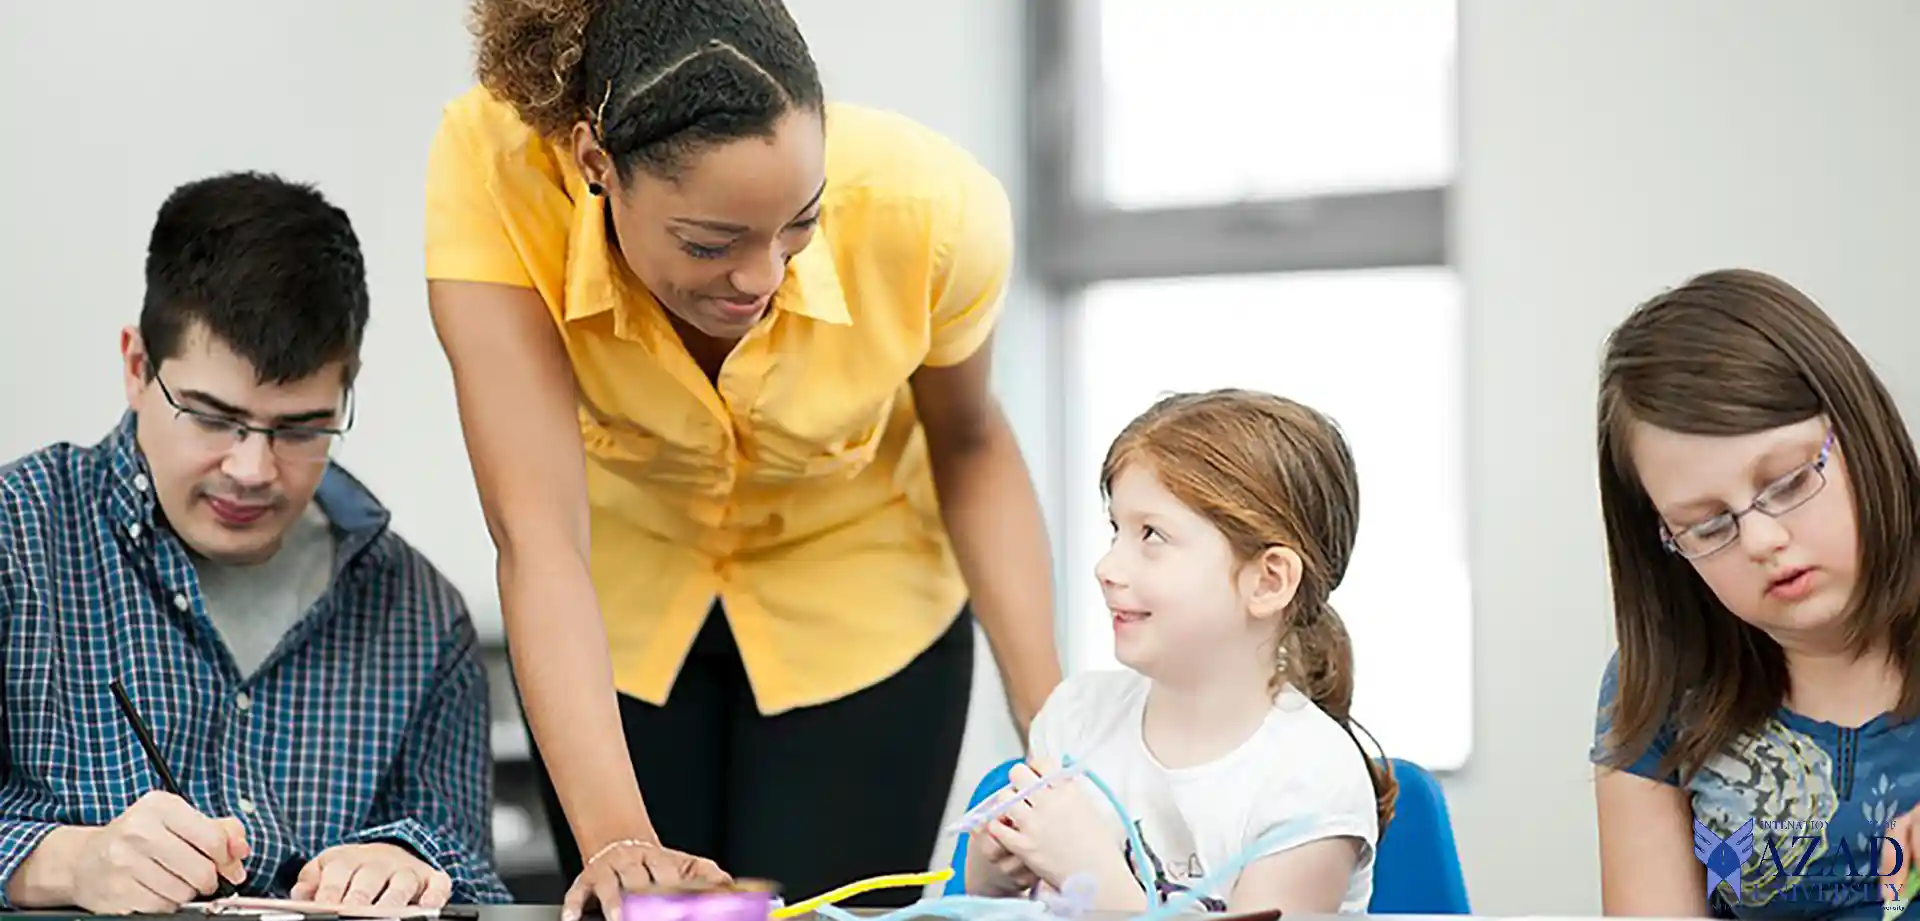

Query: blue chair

[1370,758,1470,914]
[944,756,1468,913]
[945,757,1022,895]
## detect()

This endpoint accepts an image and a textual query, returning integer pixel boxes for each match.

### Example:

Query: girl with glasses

[1591,269,1920,920]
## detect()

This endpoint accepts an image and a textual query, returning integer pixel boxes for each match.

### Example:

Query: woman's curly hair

[471,0,595,138]
[468,0,824,179]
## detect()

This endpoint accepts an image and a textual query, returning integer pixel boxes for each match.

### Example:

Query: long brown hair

[1596,268,1920,783]
[1102,389,1398,830]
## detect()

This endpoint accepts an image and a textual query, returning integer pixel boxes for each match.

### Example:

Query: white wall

[9,0,1920,914]
[0,0,1035,886]
[1453,0,1920,912]
[0,0,488,603]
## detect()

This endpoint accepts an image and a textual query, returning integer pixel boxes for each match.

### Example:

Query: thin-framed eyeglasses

[1659,431,1835,560]
[153,371,353,465]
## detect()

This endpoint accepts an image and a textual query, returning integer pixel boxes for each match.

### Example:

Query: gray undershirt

[191,503,335,677]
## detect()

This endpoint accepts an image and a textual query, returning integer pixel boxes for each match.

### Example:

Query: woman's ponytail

[470,0,597,137]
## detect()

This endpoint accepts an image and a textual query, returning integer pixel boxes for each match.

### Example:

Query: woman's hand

[563,840,731,921]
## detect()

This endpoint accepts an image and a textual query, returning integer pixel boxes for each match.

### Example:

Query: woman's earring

[587,181,605,197]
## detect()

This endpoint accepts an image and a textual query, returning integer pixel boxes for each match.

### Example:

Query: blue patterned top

[1592,651,1918,920]
[0,414,510,906]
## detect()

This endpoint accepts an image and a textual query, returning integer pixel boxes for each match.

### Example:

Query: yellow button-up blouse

[423,86,1011,713]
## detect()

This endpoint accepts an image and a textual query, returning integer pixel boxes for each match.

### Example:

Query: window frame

[1021,0,1467,771]
[1021,0,1451,289]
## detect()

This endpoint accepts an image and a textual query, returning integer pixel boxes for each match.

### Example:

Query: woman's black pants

[527,601,975,907]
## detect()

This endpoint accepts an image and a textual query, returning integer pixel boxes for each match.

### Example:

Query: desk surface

[0,909,1314,921]
[2,911,1597,921]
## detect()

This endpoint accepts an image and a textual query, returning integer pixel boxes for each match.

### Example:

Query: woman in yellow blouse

[422,0,1062,916]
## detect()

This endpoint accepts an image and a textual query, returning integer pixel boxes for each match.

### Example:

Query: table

[0,909,1300,921]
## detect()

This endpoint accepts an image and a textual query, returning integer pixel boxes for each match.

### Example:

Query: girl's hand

[971,813,1041,895]
[985,759,1124,890]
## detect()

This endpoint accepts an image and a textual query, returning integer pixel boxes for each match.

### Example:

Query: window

[1062,269,1471,771]
[1027,0,1466,769]
[1094,0,1457,209]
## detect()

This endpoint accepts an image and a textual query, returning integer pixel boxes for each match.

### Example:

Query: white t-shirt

[1026,669,1380,914]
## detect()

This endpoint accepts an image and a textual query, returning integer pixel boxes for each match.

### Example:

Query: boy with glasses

[0,172,510,913]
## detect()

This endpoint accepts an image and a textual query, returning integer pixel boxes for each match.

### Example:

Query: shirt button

[235,693,252,712]
[133,474,150,492]
[172,594,189,612]
[128,523,142,540]
[237,797,256,815]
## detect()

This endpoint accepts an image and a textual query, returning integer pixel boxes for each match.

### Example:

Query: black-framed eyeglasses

[153,371,353,465]
[1660,431,1835,560]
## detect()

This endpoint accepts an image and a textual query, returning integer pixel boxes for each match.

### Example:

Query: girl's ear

[1244,545,1303,621]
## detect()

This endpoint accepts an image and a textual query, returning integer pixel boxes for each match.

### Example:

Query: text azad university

[1734,819,1906,903]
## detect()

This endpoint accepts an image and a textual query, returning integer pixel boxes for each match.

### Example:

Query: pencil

[109,679,240,899]
[200,896,479,919]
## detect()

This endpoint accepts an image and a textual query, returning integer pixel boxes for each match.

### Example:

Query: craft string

[810,753,1313,921]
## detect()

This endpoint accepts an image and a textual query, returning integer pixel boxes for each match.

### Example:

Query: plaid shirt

[0,414,509,905]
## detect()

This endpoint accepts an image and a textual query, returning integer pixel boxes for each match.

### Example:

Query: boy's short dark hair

[140,171,369,385]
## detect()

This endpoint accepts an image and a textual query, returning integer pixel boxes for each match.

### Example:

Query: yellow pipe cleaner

[771,869,956,919]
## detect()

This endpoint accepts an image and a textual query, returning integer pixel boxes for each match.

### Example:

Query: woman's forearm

[423,280,658,863]
[928,410,1063,739]
[499,545,656,854]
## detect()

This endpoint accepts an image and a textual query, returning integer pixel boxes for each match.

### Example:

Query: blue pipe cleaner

[826,753,1312,921]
